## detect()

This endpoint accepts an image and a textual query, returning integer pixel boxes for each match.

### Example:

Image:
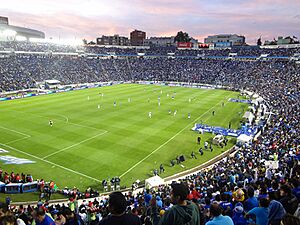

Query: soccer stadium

[1,2,300,225]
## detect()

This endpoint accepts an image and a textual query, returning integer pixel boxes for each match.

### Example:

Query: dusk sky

[1,0,300,44]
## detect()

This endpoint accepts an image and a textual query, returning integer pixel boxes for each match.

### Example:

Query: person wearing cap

[99,191,141,225]
[206,203,233,225]
[247,198,269,225]
[158,183,200,225]
[232,203,247,225]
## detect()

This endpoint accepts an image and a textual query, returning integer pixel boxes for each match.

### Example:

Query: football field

[0,84,247,193]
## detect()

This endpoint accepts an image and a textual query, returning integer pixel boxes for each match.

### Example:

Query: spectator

[98,192,141,225]
[279,184,299,215]
[158,183,200,225]
[33,207,55,225]
[247,198,269,225]
[205,203,234,225]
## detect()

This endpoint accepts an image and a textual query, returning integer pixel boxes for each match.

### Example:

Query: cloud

[0,0,299,44]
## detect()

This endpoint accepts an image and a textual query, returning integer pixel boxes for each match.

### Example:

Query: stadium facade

[0,16,45,41]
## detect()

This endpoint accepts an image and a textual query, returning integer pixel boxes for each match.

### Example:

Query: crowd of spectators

[0,43,300,225]
[1,53,299,92]
[0,169,33,184]
[1,41,299,57]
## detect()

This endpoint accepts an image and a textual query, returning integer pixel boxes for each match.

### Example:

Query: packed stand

[1,45,300,224]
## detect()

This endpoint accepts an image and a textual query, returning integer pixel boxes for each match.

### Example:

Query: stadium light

[3,29,17,36]
[29,37,83,46]
[29,37,45,43]
[16,35,27,41]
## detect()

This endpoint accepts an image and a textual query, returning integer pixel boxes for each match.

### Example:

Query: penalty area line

[4,136,31,145]
[119,94,231,178]
[0,142,101,183]
[42,131,108,160]
[0,125,31,138]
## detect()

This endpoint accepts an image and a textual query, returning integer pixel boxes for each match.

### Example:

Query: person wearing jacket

[158,183,200,225]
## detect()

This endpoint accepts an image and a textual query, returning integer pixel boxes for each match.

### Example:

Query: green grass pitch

[0,84,247,200]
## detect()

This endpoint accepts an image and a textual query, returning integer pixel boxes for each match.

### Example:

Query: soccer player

[168,109,172,114]
[188,113,191,119]
[114,100,116,107]
[49,120,53,127]
[98,105,100,109]
[149,112,152,118]
[197,136,201,145]
[212,110,215,116]
[189,98,191,103]
[87,96,90,100]
[173,110,177,116]
[191,151,197,159]
[128,98,131,103]
[199,148,203,155]
[204,141,208,150]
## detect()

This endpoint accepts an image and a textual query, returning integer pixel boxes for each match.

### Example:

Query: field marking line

[0,142,101,183]
[51,113,69,123]
[119,93,232,178]
[4,136,31,145]
[42,131,108,160]
[0,125,31,138]
[2,109,108,133]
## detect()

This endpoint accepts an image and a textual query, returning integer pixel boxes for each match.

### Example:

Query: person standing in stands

[206,203,234,225]
[157,183,200,225]
[247,198,269,225]
[99,192,141,225]
[33,207,55,225]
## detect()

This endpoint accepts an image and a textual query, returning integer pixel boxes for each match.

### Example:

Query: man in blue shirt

[206,203,234,225]
[34,207,55,225]
[244,187,259,212]
[247,198,269,225]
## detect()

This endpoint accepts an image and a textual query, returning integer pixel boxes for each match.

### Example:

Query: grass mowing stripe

[5,136,31,145]
[42,130,108,159]
[0,125,31,138]
[1,109,107,133]
[0,142,101,183]
[119,93,232,178]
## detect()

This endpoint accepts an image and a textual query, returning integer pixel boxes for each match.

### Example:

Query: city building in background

[144,36,175,47]
[130,29,146,46]
[264,36,299,45]
[0,16,45,41]
[96,35,130,46]
[204,34,246,47]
